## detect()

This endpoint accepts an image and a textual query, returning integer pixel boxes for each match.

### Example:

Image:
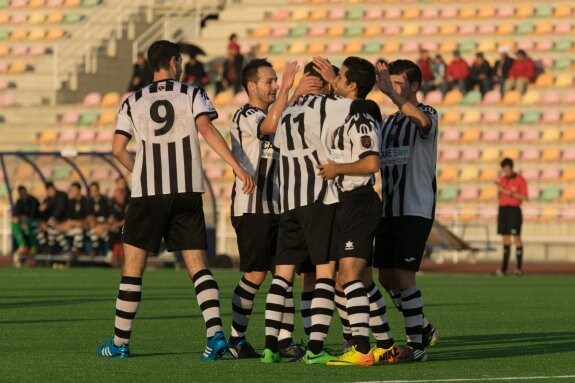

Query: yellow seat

[534,21,553,35]
[501,147,520,160]
[64,0,81,7]
[440,24,457,36]
[37,128,59,144]
[561,109,575,124]
[28,12,46,24]
[554,4,573,17]
[0,45,8,56]
[460,6,476,18]
[477,39,496,53]
[521,89,540,105]
[501,110,521,125]
[101,92,120,107]
[288,41,306,54]
[46,12,64,24]
[497,22,515,35]
[270,58,286,72]
[459,205,478,222]
[461,128,481,144]
[515,5,534,18]
[560,187,575,202]
[477,5,495,18]
[307,42,325,55]
[9,29,28,41]
[438,40,458,54]
[439,166,458,183]
[402,6,420,19]
[555,73,573,88]
[541,128,560,143]
[381,41,400,54]
[462,109,481,125]
[480,167,499,181]
[309,8,327,20]
[562,127,575,142]
[46,28,64,40]
[364,24,381,37]
[402,24,419,36]
[250,26,270,38]
[442,110,461,125]
[7,61,27,74]
[443,90,463,105]
[213,90,233,107]
[291,8,309,21]
[479,184,498,202]
[344,41,362,54]
[481,148,500,163]
[541,147,560,162]
[97,111,117,126]
[534,73,553,88]
[561,168,575,182]
[28,0,45,7]
[502,90,521,105]
[460,166,479,182]
[327,24,345,37]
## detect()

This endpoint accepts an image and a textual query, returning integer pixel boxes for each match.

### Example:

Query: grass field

[1,268,574,383]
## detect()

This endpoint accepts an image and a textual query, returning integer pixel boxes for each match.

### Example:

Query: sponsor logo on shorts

[345,241,354,251]
[404,257,416,263]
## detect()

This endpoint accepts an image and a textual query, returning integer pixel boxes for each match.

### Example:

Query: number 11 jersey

[115,80,218,197]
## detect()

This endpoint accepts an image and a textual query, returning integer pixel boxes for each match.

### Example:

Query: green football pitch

[1,268,574,383]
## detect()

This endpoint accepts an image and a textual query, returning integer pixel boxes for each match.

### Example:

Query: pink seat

[542,110,561,124]
[384,8,402,19]
[232,91,248,106]
[327,41,344,54]
[482,90,501,105]
[420,24,438,35]
[521,147,540,161]
[308,25,326,37]
[59,128,77,144]
[482,128,500,142]
[482,110,501,123]
[28,45,48,56]
[562,147,575,161]
[421,7,439,19]
[10,0,28,8]
[497,5,514,18]
[441,6,458,18]
[402,40,419,53]
[461,147,480,162]
[272,25,289,38]
[440,147,460,162]
[555,21,573,34]
[420,40,438,52]
[77,129,96,143]
[459,24,476,35]
[424,90,442,105]
[364,8,382,19]
[535,39,553,52]
[271,9,289,21]
[95,128,114,143]
[562,90,575,105]
[46,0,64,6]
[541,90,561,105]
[441,129,460,143]
[82,92,101,107]
[523,205,540,222]
[520,167,540,182]
[541,168,561,182]
[383,25,401,36]
[516,39,535,51]
[0,94,15,107]
[501,128,520,143]
[459,186,479,202]
[521,128,540,143]
[10,45,27,56]
[59,111,79,125]
[329,8,346,20]
[478,23,496,35]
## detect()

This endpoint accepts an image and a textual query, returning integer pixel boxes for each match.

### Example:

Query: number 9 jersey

[115,80,218,197]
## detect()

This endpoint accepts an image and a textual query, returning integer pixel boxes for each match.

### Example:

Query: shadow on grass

[0,313,233,325]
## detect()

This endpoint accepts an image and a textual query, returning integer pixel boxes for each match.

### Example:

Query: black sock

[516,247,523,271]
[502,245,511,273]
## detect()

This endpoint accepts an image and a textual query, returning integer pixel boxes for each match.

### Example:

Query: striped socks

[308,278,335,354]
[343,280,370,354]
[230,276,260,343]
[366,283,395,349]
[401,285,424,350]
[335,288,353,341]
[300,291,314,339]
[193,269,223,338]
[113,276,142,346]
[265,276,291,352]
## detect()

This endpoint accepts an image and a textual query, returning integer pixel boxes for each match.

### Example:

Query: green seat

[0,183,7,198]
[539,187,561,202]
[554,38,573,52]
[363,41,381,54]
[438,186,459,202]
[52,167,72,181]
[78,111,99,126]
[0,28,9,41]
[458,40,477,53]
[345,25,363,37]
[0,0,9,8]
[346,8,364,20]
[81,0,102,6]
[553,57,572,70]
[534,4,553,18]
[521,110,541,124]
[515,22,534,35]
[289,25,308,37]
[63,12,84,24]
[269,42,288,55]
[460,90,482,105]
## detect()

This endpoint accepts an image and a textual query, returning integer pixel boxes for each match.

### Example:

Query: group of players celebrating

[97,40,439,367]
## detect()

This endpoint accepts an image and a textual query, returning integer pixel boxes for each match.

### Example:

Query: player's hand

[235,166,255,194]
[317,159,339,180]
[280,61,300,91]
[375,61,394,96]
[312,56,337,84]
[293,74,323,99]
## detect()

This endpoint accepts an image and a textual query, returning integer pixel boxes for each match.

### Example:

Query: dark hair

[17,185,26,193]
[388,59,423,88]
[147,40,180,72]
[516,49,527,57]
[304,62,339,86]
[376,58,389,66]
[342,56,375,100]
[229,33,237,41]
[476,52,485,59]
[500,157,514,168]
[89,181,100,190]
[241,58,273,93]
[70,182,81,191]
[453,50,461,57]
[45,181,55,190]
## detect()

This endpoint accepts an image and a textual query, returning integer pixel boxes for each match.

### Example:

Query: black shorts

[497,206,522,235]
[333,186,381,262]
[232,213,279,272]
[122,193,207,253]
[373,216,433,272]
[276,202,336,266]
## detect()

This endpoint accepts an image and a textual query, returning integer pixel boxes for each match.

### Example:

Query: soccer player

[97,40,254,359]
[313,56,398,366]
[86,181,111,255]
[227,58,304,358]
[56,182,89,254]
[36,182,68,253]
[373,60,439,362]
[495,157,528,276]
[11,185,39,265]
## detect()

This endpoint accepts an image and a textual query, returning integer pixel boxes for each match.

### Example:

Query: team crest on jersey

[361,135,373,149]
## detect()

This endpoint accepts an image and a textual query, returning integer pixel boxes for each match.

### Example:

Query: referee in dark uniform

[495,157,528,276]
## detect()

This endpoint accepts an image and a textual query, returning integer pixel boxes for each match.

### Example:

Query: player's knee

[243,271,266,286]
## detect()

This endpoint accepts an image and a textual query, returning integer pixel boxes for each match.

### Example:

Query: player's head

[303,62,335,94]
[147,40,182,80]
[89,182,100,198]
[500,157,514,176]
[387,59,422,98]
[45,181,56,198]
[333,56,375,100]
[17,185,28,198]
[241,58,279,105]
[68,182,82,199]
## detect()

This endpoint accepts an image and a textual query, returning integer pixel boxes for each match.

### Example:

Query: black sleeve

[350,99,382,123]
[29,197,40,219]
[100,197,111,218]
[52,192,69,221]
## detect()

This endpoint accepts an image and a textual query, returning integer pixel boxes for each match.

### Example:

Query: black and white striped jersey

[115,80,218,198]
[230,104,279,216]
[379,104,439,219]
[275,94,356,212]
[325,99,382,193]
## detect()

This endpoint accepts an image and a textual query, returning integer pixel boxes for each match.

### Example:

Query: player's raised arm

[375,61,432,135]
[196,115,255,194]
[259,61,299,135]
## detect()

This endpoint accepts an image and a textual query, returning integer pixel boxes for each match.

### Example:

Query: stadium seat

[384,7,402,19]
[97,111,116,126]
[363,8,382,20]
[59,110,79,125]
[270,8,289,21]
[459,166,479,182]
[462,109,481,125]
[541,110,561,124]
[439,147,460,162]
[440,6,458,18]
[534,21,553,35]
[520,167,540,182]
[560,109,575,124]
[309,8,327,20]
[562,127,575,142]
[501,110,521,125]
[37,128,59,144]
[307,25,325,37]
[501,127,520,143]
[460,90,481,105]
[402,6,419,19]
[250,26,270,38]
[479,167,499,182]
[520,89,541,105]
[420,24,438,36]
[459,185,479,202]
[443,90,463,105]
[541,167,561,182]
[327,24,345,38]
[401,40,419,54]
[383,24,400,36]
[439,166,458,183]
[478,5,496,18]
[288,41,306,54]
[502,90,521,105]
[533,73,553,88]
[534,3,553,18]
[363,24,381,37]
[480,147,500,163]
[345,25,363,37]
[46,27,64,40]
[478,184,498,202]
[439,24,458,36]
[534,39,553,52]
[554,38,573,52]
[326,41,343,54]
[307,41,325,55]
[520,110,541,124]
[541,147,561,162]
[541,90,561,105]
[402,24,419,37]
[381,41,399,54]
[521,147,540,161]
[482,128,500,143]
[553,57,572,70]
[539,186,561,202]
[442,110,460,125]
[555,73,574,88]
[346,7,364,20]
[438,185,459,202]
[482,90,501,105]
[269,42,288,55]
[101,91,120,107]
[289,25,308,38]
[555,21,573,34]
[502,147,520,160]
[291,8,309,21]
[362,41,380,54]
[328,7,345,20]
[560,187,575,203]
[76,129,96,144]
[461,147,481,163]
[82,91,101,107]
[59,128,77,144]
[515,22,534,35]
[563,147,575,162]
[78,111,99,126]
[497,22,515,35]
[344,41,362,54]
[458,39,477,53]
[441,129,460,143]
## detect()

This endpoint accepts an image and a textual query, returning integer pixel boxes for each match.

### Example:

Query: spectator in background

[86,182,111,255]
[417,50,435,95]
[11,185,39,256]
[108,186,128,261]
[128,52,153,92]
[493,46,514,96]
[431,54,447,91]
[467,52,493,96]
[504,50,535,95]
[494,158,528,276]
[216,34,244,94]
[441,50,469,95]
[184,54,209,88]
[36,182,68,253]
[57,182,89,254]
